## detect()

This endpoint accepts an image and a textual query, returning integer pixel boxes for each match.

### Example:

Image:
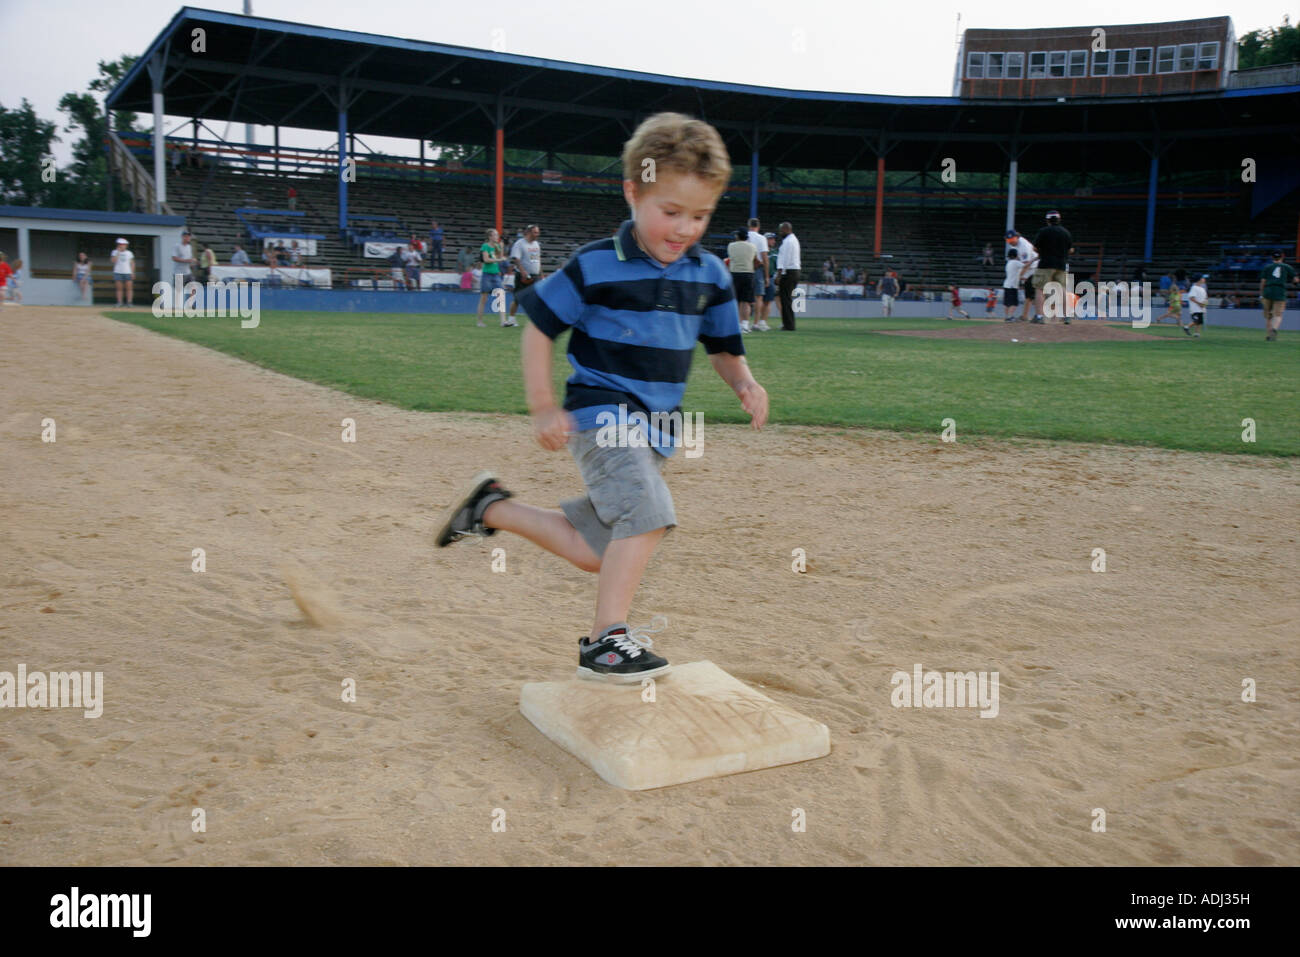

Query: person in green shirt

[475,228,509,327]
[1259,250,1297,341]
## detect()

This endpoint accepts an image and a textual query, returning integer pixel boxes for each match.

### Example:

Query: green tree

[53,55,146,210]
[0,99,58,206]
[1238,16,1300,69]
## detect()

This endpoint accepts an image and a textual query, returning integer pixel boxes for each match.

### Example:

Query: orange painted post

[874,156,885,258]
[494,126,504,238]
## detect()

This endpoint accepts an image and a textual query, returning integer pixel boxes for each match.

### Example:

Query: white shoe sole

[575,663,672,684]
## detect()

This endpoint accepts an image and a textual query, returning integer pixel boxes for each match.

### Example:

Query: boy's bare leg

[589,528,665,641]
[481,499,601,573]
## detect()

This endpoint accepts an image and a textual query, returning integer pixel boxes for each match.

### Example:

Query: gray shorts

[561,427,676,558]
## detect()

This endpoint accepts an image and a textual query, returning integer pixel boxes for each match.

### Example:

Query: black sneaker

[1062,317,1071,325]
[1266,331,1277,341]
[577,617,671,683]
[1183,325,1193,336]
[435,470,513,546]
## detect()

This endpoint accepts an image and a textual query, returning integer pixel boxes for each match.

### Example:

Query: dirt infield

[2,308,1297,866]
[878,320,1165,343]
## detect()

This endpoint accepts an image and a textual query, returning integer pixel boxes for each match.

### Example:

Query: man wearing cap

[1259,249,1297,342]
[1005,228,1039,321]
[1185,274,1209,337]
[111,238,135,307]
[1032,211,1074,324]
[172,231,197,285]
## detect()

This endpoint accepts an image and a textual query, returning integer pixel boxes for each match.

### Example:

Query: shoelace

[608,614,668,659]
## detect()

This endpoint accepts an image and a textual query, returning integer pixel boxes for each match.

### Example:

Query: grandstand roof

[107,7,1300,173]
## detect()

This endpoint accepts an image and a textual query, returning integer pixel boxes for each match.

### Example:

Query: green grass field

[103,310,1299,456]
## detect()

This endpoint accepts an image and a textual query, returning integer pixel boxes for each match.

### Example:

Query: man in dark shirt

[1032,210,1074,324]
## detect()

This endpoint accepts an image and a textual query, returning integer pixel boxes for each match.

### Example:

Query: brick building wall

[955,17,1236,99]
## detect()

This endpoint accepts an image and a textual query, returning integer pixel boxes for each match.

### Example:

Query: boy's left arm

[710,352,768,430]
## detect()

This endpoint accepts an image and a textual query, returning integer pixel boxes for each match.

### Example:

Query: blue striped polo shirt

[516,219,744,457]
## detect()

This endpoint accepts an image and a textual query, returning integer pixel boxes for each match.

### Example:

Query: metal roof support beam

[337,80,349,238]
[146,53,168,212]
[351,57,468,135]
[494,97,505,238]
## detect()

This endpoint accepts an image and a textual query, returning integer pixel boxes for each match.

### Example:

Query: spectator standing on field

[878,270,899,317]
[1005,228,1040,321]
[197,245,216,283]
[776,221,801,331]
[110,238,135,307]
[747,218,770,331]
[756,233,778,328]
[727,227,759,333]
[1031,211,1073,324]
[4,259,23,304]
[172,230,196,284]
[1002,247,1024,321]
[475,228,507,327]
[73,252,92,301]
[507,224,542,326]
[1259,249,1298,341]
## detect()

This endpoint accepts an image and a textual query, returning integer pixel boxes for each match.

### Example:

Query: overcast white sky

[3,0,1294,166]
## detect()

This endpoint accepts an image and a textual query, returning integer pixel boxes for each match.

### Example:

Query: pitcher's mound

[520,661,831,790]
[879,321,1165,343]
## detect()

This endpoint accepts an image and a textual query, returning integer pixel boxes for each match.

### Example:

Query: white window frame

[1177,43,1197,72]
[1092,50,1111,76]
[1005,52,1025,79]
[1028,51,1047,78]
[986,52,1004,79]
[1048,51,1067,77]
[1197,41,1219,70]
[1068,49,1088,77]
[967,51,986,79]
[1156,45,1176,74]
[1133,47,1153,74]
[1112,48,1132,76]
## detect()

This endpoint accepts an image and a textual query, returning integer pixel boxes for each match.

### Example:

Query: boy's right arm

[521,322,574,450]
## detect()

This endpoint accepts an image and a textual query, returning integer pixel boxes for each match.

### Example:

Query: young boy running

[945,285,970,319]
[1185,274,1209,337]
[435,113,769,683]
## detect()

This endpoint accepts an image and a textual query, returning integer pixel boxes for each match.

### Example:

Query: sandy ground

[1,307,1297,866]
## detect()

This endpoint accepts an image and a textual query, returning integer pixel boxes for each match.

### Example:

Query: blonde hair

[621,112,731,192]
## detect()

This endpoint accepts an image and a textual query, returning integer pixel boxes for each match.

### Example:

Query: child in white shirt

[1185,274,1209,337]
[1003,249,1024,322]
